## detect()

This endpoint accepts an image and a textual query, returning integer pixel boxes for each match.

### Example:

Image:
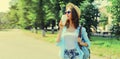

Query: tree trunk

[42,29,45,37]
[51,26,54,34]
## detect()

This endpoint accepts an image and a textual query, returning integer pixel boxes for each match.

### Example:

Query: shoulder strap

[78,26,82,37]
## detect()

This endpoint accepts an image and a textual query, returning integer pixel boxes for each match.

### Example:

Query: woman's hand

[78,37,88,47]
[78,37,82,43]
[59,20,64,29]
[59,15,67,29]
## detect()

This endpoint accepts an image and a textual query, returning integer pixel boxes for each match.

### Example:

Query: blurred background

[0,0,120,59]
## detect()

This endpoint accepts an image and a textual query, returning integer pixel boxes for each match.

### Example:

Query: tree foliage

[80,0,99,38]
[99,14,108,30]
[107,0,120,38]
[4,0,100,38]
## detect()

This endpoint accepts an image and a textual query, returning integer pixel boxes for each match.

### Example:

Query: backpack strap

[78,26,86,42]
[78,26,82,49]
[78,26,82,37]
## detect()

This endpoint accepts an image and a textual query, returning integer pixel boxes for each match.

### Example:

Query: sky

[0,0,11,12]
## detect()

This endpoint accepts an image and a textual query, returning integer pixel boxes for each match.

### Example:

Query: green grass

[91,36,120,58]
[22,29,58,43]
[23,29,120,58]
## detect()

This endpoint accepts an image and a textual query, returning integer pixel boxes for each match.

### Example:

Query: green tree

[80,0,99,38]
[0,12,8,29]
[17,0,36,29]
[8,4,19,28]
[107,0,120,39]
[7,0,99,38]
[99,14,108,30]
[9,0,37,29]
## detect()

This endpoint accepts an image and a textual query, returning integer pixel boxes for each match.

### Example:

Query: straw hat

[66,3,81,19]
[74,5,81,18]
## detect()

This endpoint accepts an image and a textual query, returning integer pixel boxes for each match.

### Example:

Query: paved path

[0,29,106,59]
[0,29,60,59]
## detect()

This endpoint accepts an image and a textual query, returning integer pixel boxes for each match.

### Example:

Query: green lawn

[23,30,120,58]
[91,36,120,58]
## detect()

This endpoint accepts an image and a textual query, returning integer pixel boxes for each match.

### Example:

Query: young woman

[56,3,90,59]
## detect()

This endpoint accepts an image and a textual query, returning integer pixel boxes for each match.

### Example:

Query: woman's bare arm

[59,20,64,29]
[78,37,88,47]
[56,29,62,43]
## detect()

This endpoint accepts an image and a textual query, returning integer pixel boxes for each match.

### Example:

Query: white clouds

[0,0,11,12]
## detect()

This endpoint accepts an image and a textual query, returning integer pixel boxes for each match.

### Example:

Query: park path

[0,29,106,59]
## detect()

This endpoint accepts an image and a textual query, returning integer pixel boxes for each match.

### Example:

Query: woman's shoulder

[81,27,86,31]
[77,26,86,31]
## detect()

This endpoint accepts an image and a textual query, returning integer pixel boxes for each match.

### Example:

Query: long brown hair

[65,3,79,29]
